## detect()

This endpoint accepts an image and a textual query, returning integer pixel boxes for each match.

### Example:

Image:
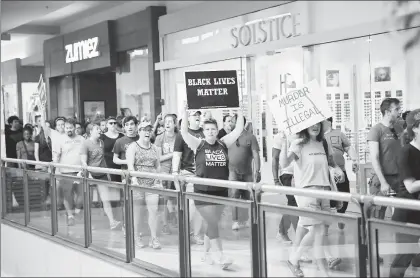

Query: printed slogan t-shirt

[293,140,331,189]
[194,140,229,192]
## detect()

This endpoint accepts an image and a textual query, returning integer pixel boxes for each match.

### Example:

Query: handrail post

[49,164,58,236]
[83,168,91,248]
[250,183,261,277]
[361,195,379,277]
[1,163,7,219]
[351,195,368,277]
[175,175,190,277]
[22,163,30,226]
[124,171,134,263]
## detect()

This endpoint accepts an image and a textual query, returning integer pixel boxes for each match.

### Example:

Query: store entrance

[251,47,304,183]
[77,71,117,123]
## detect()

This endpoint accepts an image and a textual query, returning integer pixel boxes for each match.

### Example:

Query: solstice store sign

[65,37,100,63]
[230,13,301,48]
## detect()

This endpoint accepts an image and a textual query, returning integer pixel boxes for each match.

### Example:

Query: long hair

[297,122,324,145]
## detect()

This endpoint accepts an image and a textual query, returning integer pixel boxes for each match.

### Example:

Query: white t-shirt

[273,133,294,176]
[56,135,85,173]
[293,140,331,189]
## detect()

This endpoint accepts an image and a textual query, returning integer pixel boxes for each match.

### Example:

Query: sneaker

[276,231,292,244]
[149,237,161,249]
[299,255,312,263]
[162,225,171,235]
[110,220,122,231]
[328,258,342,269]
[201,253,214,265]
[232,222,240,230]
[67,215,75,226]
[287,260,304,277]
[191,234,204,245]
[338,223,345,230]
[135,235,146,249]
[217,255,233,270]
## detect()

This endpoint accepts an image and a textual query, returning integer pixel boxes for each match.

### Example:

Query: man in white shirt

[53,118,85,226]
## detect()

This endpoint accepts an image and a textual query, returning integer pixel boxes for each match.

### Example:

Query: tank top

[195,140,229,192]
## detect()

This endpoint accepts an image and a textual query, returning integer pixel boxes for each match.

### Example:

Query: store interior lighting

[130,48,148,58]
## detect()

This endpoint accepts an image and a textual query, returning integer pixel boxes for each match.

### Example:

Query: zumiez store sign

[230,13,301,48]
[65,37,100,63]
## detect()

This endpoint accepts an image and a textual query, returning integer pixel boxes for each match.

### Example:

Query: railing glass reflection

[2,157,420,278]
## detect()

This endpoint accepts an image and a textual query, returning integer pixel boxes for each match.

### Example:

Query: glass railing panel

[186,193,253,277]
[131,186,181,276]
[89,178,125,258]
[26,169,51,233]
[369,219,420,278]
[260,193,362,278]
[3,167,25,225]
[54,174,85,245]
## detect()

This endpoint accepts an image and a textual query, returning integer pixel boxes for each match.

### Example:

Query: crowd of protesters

[3,97,420,276]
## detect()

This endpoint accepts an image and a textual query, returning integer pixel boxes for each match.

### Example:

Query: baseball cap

[405,109,420,128]
[139,121,153,129]
[188,110,202,116]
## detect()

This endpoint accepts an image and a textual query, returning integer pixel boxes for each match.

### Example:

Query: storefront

[1,58,44,124]
[44,6,166,122]
[156,1,420,186]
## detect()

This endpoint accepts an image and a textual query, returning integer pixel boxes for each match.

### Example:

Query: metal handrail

[3,157,420,278]
[4,157,420,209]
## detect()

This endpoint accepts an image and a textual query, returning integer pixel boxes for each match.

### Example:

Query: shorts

[194,188,229,207]
[295,185,331,227]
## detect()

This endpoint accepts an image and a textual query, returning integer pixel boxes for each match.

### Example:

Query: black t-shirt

[173,128,204,173]
[101,133,124,169]
[398,143,420,200]
[112,135,139,170]
[217,129,227,139]
[5,128,23,159]
[34,132,52,162]
[195,140,229,192]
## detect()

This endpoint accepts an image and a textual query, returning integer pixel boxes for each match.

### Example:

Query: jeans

[229,170,253,222]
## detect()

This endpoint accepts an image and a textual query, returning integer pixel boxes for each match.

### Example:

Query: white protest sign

[268,80,332,135]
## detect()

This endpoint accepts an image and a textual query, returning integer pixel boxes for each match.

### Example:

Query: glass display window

[116,47,150,120]
[2,84,18,119]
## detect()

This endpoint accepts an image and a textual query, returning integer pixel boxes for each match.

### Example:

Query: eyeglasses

[140,128,152,132]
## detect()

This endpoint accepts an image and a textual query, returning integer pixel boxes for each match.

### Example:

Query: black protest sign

[185,70,240,110]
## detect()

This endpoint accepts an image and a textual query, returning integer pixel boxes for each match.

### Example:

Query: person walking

[154,114,178,235]
[80,123,121,230]
[127,122,162,249]
[179,102,245,269]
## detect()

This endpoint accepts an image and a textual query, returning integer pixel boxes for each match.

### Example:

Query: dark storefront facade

[43,6,166,122]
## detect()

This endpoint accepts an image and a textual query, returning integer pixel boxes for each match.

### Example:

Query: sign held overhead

[185,70,240,110]
[268,80,332,135]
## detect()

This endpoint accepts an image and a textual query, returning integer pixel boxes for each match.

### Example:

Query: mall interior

[2,1,420,277]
